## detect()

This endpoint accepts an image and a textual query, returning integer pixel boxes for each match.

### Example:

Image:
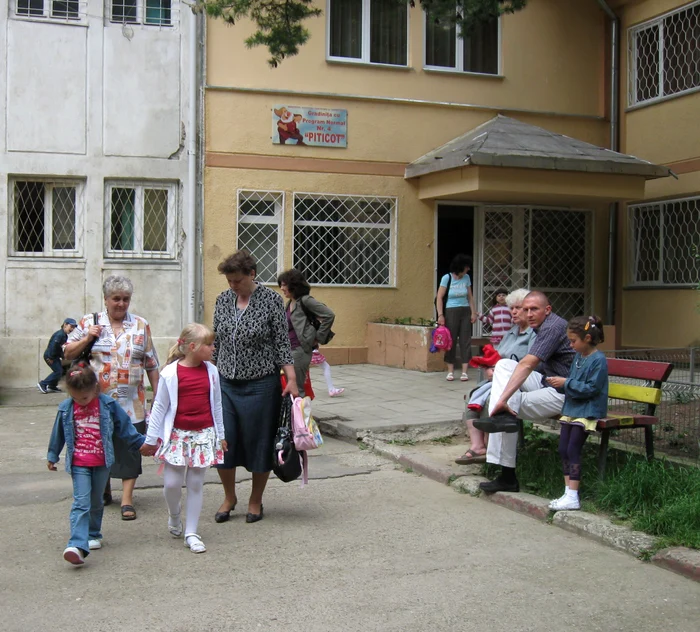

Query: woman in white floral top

[65,276,159,521]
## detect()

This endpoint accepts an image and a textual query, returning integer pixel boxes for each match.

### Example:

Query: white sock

[163,464,186,522]
[184,467,207,536]
[322,362,336,391]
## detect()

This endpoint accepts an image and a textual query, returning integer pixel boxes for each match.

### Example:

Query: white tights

[320,361,335,391]
[162,464,207,535]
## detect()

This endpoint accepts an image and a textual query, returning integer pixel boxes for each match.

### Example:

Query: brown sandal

[454,449,487,465]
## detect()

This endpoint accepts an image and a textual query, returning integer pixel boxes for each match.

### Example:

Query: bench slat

[597,414,658,429]
[608,382,662,406]
[606,358,673,382]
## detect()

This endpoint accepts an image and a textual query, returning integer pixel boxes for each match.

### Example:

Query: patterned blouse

[213,284,294,381]
[66,312,159,423]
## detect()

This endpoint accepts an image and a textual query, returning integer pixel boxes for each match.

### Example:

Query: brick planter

[366,322,445,372]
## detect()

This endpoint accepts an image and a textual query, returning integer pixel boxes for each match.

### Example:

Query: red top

[72,399,106,467]
[174,363,214,431]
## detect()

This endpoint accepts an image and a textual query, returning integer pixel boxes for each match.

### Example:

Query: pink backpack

[432,325,453,351]
[290,395,323,486]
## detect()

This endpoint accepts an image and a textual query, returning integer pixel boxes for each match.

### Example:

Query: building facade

[0,0,200,386]
[203,0,697,362]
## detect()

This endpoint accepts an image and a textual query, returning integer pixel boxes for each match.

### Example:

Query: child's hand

[139,443,156,456]
[484,367,494,380]
[47,461,57,471]
[546,376,566,389]
[221,440,228,452]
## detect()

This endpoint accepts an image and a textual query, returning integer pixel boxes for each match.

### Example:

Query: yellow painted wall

[617,0,700,348]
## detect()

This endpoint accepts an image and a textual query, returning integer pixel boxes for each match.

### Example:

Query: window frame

[11,0,87,24]
[422,11,502,76]
[104,181,178,261]
[627,195,700,288]
[627,0,700,108]
[292,192,397,288]
[107,0,175,28]
[235,190,285,285]
[8,178,84,259]
[326,0,411,68]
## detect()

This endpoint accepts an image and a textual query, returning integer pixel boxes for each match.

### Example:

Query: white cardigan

[145,360,225,446]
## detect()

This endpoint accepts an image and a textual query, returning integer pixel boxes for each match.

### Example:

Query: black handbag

[71,312,99,367]
[272,396,303,483]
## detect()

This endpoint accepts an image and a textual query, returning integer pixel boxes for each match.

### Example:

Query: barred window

[14,0,84,20]
[425,14,499,75]
[109,0,173,26]
[628,1,700,106]
[629,197,700,286]
[10,179,82,257]
[236,191,284,284]
[293,193,394,286]
[106,182,177,259]
[328,0,408,66]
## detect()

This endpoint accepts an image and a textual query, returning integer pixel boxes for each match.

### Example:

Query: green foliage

[196,0,528,67]
[431,436,454,444]
[394,317,413,325]
[389,438,417,446]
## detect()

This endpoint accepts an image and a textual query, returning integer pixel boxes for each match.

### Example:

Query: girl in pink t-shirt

[47,363,145,566]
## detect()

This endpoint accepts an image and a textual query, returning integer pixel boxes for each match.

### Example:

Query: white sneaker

[549,496,581,511]
[88,539,102,550]
[548,493,568,510]
[329,388,345,397]
[63,546,85,565]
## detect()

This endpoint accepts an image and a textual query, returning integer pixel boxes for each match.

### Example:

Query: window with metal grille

[328,0,408,66]
[425,14,499,75]
[628,1,700,106]
[106,182,177,259]
[236,191,284,284]
[109,0,172,26]
[293,193,394,286]
[629,196,700,286]
[14,0,83,19]
[10,179,81,257]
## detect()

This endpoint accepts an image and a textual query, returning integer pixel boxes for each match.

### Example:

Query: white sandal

[446,372,454,381]
[168,515,183,538]
[460,372,469,382]
[184,533,206,554]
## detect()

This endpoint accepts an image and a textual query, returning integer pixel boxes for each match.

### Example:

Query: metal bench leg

[644,426,655,462]
[598,430,610,479]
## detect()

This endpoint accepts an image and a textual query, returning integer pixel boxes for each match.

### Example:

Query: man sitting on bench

[474,291,575,493]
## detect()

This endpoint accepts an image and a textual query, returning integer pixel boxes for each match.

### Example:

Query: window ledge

[623,284,698,291]
[627,85,700,112]
[423,67,503,80]
[10,16,88,27]
[326,58,413,72]
[103,260,182,270]
[7,257,86,267]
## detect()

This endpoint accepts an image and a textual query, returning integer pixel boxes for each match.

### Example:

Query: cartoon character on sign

[274,107,305,145]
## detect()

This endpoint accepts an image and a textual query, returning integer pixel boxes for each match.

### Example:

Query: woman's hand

[87,324,101,340]
[470,312,477,324]
[47,461,57,471]
[221,440,228,452]
[437,315,445,325]
[282,379,299,398]
[546,376,566,389]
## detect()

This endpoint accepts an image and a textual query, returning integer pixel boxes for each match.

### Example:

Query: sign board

[272,105,347,148]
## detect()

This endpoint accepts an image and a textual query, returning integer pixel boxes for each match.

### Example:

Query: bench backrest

[605,358,673,416]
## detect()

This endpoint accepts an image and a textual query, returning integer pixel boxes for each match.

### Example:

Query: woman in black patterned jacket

[212,251,298,524]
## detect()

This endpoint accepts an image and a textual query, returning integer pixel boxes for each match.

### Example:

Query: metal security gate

[474,206,592,336]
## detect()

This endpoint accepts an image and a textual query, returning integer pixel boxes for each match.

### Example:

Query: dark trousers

[40,358,63,389]
[444,307,472,365]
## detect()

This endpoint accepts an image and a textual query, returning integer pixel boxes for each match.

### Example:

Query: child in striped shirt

[479,289,512,345]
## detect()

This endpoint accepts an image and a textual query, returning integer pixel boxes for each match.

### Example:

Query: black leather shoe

[473,413,520,434]
[246,505,264,523]
[479,477,520,493]
[214,501,236,523]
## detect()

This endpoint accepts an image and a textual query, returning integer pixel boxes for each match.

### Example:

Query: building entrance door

[436,204,475,290]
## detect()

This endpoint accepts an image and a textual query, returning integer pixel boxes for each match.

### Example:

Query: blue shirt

[440,273,471,309]
[497,325,536,362]
[562,350,609,419]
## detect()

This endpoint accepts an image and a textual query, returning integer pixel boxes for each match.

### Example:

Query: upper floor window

[110,0,172,26]
[425,14,499,75]
[13,0,84,21]
[10,179,82,258]
[628,196,700,286]
[237,190,284,284]
[106,181,178,260]
[293,193,395,286]
[328,0,408,66]
[628,1,700,106]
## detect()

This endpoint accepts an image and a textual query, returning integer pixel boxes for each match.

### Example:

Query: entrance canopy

[406,115,671,204]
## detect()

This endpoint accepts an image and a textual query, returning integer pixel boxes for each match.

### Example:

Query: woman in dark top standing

[212,251,298,524]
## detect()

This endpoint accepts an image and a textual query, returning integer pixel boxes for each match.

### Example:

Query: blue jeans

[68,465,110,554]
[40,358,63,389]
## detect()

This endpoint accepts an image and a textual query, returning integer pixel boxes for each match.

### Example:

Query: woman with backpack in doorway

[278,269,338,398]
[435,254,477,382]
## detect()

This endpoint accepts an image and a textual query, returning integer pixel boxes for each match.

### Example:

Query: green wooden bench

[595,358,674,477]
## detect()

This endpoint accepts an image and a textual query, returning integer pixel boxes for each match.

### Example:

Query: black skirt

[110,420,146,479]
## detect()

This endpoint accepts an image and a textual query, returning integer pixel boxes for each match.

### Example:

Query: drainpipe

[597,0,620,328]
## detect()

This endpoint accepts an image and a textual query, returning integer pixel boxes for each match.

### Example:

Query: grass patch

[481,423,700,549]
[431,436,454,445]
[404,466,414,474]
[389,438,416,446]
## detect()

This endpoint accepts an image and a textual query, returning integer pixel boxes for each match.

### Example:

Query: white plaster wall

[103,28,182,158]
[6,21,87,154]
